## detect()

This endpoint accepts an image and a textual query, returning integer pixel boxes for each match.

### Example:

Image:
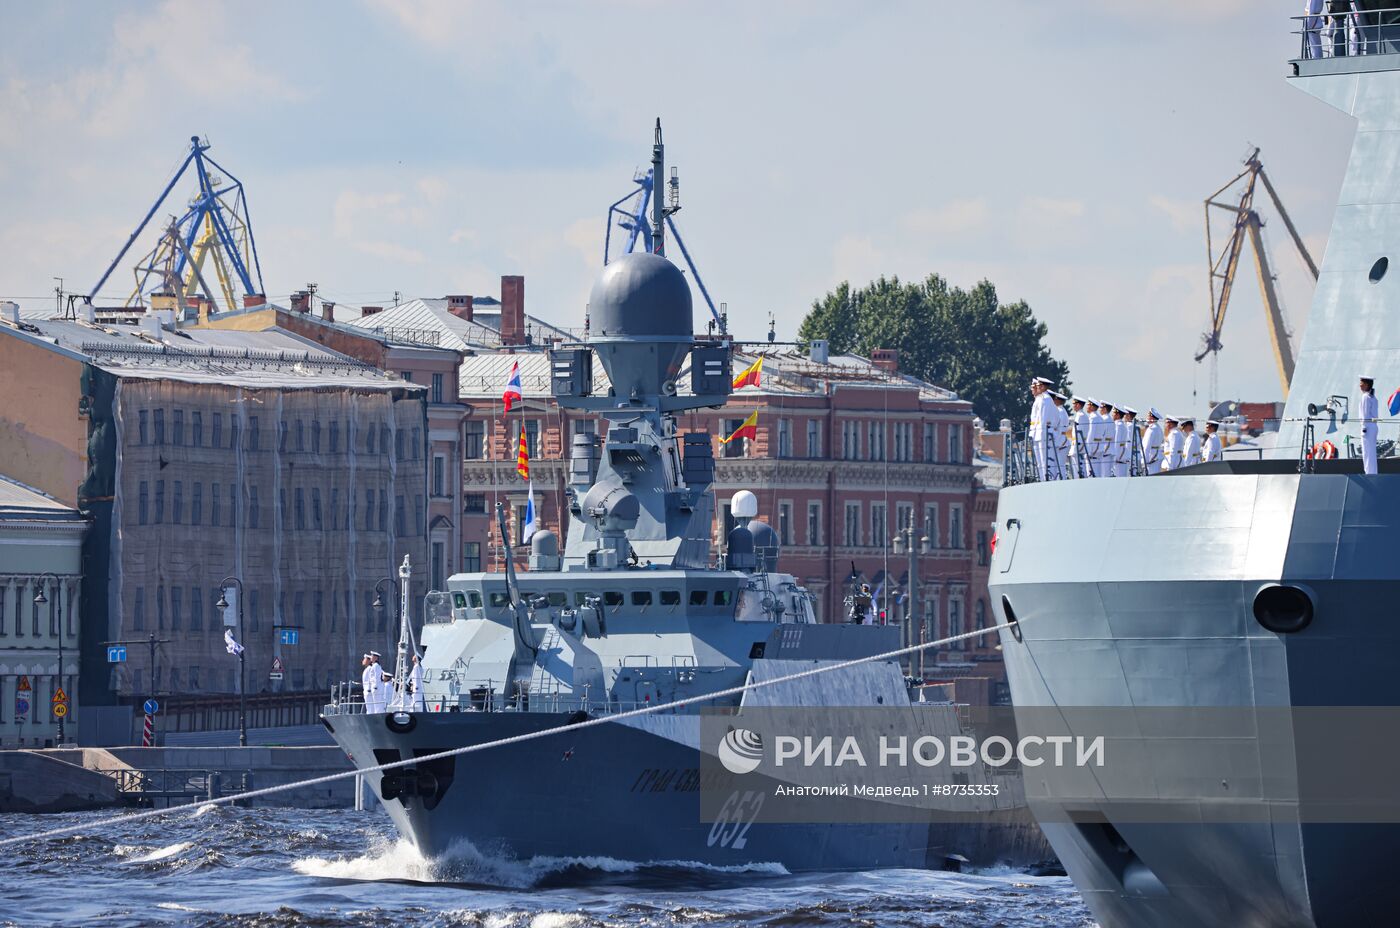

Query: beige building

[0,474,86,747]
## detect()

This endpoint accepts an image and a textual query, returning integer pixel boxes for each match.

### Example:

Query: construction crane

[89,136,265,317]
[1198,147,1319,400]
[604,119,723,330]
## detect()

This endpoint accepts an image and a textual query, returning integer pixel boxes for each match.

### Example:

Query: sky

[0,0,1356,416]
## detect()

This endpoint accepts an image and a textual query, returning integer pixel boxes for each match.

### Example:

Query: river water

[1,806,1095,927]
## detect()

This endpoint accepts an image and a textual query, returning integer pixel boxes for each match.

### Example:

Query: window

[923,424,936,462]
[252,416,265,452]
[156,584,166,629]
[248,485,259,530]
[190,588,203,631]
[950,504,964,549]
[396,494,407,537]
[894,422,913,461]
[924,503,940,547]
[154,409,165,445]
[314,590,324,632]
[631,591,653,606]
[191,482,202,526]
[722,418,748,458]
[868,422,885,461]
[212,412,223,449]
[395,428,404,461]
[660,590,681,606]
[295,487,305,530]
[229,484,238,527]
[778,501,793,546]
[464,493,486,514]
[412,428,421,460]
[312,420,321,453]
[975,599,987,630]
[896,502,913,534]
[364,489,375,531]
[191,411,202,447]
[432,372,444,404]
[173,481,183,524]
[714,590,733,606]
[571,418,597,443]
[948,424,963,464]
[330,421,340,453]
[464,421,485,460]
[844,502,861,546]
[378,488,388,532]
[415,494,425,535]
[806,419,822,458]
[133,587,145,631]
[138,409,149,445]
[279,488,287,525]
[603,591,624,607]
[210,482,221,528]
[524,420,540,459]
[249,588,261,632]
[463,541,481,573]
[432,455,446,497]
[170,587,183,631]
[689,590,708,606]
[366,424,376,455]
[776,419,793,458]
[841,421,860,460]
[330,488,339,530]
[278,420,289,453]
[976,530,989,566]
[138,481,149,525]
[312,488,322,529]
[807,501,822,545]
[154,480,165,523]
[949,597,964,650]
[513,503,528,544]
[173,409,184,446]
[871,502,887,548]
[431,542,445,590]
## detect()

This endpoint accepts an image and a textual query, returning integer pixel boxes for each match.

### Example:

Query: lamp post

[33,574,66,744]
[372,577,401,654]
[215,577,247,748]
[891,514,932,678]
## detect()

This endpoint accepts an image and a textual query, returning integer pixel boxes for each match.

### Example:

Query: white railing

[1294,6,1400,60]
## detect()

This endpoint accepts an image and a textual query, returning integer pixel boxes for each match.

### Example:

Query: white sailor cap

[1070,394,1086,404]
[1361,374,1375,380]
[1031,376,1054,386]
[1148,407,1162,419]
[1086,396,1100,406]
[1206,419,1221,427]
[362,652,373,659]
[369,650,382,658]
[1050,390,1067,401]
[1164,413,1179,422]
[1099,401,1115,410]
[1179,417,1195,425]
[1121,406,1138,416]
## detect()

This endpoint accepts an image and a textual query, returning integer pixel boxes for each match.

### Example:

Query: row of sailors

[1027,377,1221,480]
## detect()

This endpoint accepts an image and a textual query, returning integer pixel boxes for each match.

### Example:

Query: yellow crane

[1198,148,1319,399]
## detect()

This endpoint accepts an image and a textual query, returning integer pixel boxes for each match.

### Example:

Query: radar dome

[731,490,758,519]
[590,252,692,340]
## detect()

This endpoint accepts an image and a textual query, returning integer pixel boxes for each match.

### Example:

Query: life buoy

[1308,441,1337,460]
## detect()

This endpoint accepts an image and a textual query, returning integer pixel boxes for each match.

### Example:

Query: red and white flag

[503,359,523,412]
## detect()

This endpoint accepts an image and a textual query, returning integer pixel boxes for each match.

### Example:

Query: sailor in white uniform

[1202,419,1223,463]
[360,652,384,713]
[409,653,426,711]
[1180,418,1200,468]
[1120,407,1140,475]
[1069,396,1091,477]
[1162,416,1183,471]
[1141,409,1165,475]
[1028,377,1056,480]
[1360,375,1379,474]
[1095,403,1115,477]
[1111,406,1130,477]
[1050,391,1071,480]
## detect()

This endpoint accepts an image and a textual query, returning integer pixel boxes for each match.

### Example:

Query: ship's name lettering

[628,767,726,793]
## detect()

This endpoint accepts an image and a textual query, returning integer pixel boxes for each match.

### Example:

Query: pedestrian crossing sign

[53,687,68,704]
[17,675,31,692]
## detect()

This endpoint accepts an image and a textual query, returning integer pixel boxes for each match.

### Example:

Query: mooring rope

[0,619,1017,848]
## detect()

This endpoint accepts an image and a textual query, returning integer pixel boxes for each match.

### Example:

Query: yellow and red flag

[516,424,530,480]
[732,356,763,390]
[720,410,758,445]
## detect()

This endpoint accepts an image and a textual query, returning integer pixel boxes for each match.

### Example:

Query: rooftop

[0,474,84,523]
[339,298,575,351]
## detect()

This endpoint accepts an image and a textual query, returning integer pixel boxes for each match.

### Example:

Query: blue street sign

[279,629,300,646]
[15,697,29,719]
[107,646,127,663]
[143,698,159,715]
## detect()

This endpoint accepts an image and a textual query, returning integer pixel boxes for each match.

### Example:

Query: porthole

[1253,584,1314,634]
[1370,256,1389,284]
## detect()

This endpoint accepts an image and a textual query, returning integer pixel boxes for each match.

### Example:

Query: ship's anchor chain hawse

[0,617,1021,849]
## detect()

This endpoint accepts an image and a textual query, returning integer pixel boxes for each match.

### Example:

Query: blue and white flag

[224,628,245,656]
[523,480,538,543]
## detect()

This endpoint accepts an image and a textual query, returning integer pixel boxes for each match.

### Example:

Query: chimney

[871,348,899,373]
[290,290,311,313]
[243,293,267,309]
[361,305,383,318]
[321,300,336,322]
[1,301,18,325]
[501,275,524,346]
[808,338,829,364]
[447,294,474,321]
[79,299,96,324]
[142,313,165,342]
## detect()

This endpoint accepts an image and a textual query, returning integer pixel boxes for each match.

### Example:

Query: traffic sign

[52,703,68,718]
[269,672,284,681]
[17,675,31,692]
[107,646,127,663]
[15,696,29,720]
[143,698,159,715]
[279,629,299,646]
[52,686,68,704]
[271,656,285,673]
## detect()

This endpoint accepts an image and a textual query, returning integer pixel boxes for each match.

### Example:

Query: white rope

[0,619,1017,848]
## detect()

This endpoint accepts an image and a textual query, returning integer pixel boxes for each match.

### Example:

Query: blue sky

[0,1,1352,415]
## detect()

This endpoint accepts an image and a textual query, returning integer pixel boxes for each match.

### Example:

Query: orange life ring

[1309,441,1337,460]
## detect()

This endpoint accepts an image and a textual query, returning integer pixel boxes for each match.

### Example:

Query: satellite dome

[590,252,692,340]
[731,490,758,519]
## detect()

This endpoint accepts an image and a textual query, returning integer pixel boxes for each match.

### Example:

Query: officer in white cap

[1094,402,1115,477]
[1070,397,1091,477]
[1141,409,1165,475]
[1121,407,1140,475]
[1202,420,1223,463]
[1162,416,1183,471]
[1360,375,1378,475]
[1050,391,1071,480]
[1028,377,1056,480]
[1180,418,1200,468]
[1111,406,1131,477]
[361,652,384,713]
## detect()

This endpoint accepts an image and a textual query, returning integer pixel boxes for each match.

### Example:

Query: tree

[797,274,1070,427]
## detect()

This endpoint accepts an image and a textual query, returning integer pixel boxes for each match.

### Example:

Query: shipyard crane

[88,136,265,316]
[1198,147,1319,399]
[604,120,723,329]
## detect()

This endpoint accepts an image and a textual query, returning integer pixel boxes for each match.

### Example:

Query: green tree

[797,274,1070,426]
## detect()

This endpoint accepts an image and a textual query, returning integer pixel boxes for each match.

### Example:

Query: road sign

[53,686,68,704]
[271,656,285,673]
[15,696,29,720]
[53,703,68,718]
[269,672,284,681]
[279,629,299,646]
[107,646,127,663]
[143,698,159,715]
[17,675,31,693]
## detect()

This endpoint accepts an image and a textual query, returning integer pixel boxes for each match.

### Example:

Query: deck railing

[1294,6,1400,60]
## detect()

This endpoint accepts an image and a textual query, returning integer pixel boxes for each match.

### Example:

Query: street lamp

[372,577,401,654]
[34,574,66,744]
[215,577,247,748]
[891,517,932,678]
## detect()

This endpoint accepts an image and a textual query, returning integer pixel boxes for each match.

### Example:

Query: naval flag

[503,359,523,413]
[1388,387,1400,417]
[224,629,245,656]
[720,410,758,444]
[523,480,538,543]
[516,424,530,479]
[732,356,764,390]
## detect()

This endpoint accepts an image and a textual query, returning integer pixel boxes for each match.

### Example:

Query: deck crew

[1069,396,1090,477]
[851,583,873,624]
[1202,420,1223,463]
[1121,407,1140,475]
[1161,416,1182,471]
[1111,406,1131,477]
[1360,375,1379,474]
[1050,391,1071,480]
[409,654,426,711]
[1141,409,1165,474]
[1180,418,1200,468]
[1028,377,1056,480]
[361,652,385,713]
[1095,403,1115,477]
[1305,0,1326,59]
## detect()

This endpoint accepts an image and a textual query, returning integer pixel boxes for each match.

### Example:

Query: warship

[322,130,1047,873]
[988,13,1400,928]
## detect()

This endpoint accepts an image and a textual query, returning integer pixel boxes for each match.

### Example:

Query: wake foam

[114,841,193,863]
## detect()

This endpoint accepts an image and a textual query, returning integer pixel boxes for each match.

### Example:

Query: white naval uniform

[1054,405,1071,480]
[1071,410,1091,476]
[1182,433,1200,469]
[362,662,384,713]
[1202,433,1222,464]
[1112,419,1130,477]
[1094,413,1113,477]
[409,661,426,711]
[1361,390,1379,474]
[1029,394,1055,480]
[1165,430,1186,471]
[1141,422,1164,474]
